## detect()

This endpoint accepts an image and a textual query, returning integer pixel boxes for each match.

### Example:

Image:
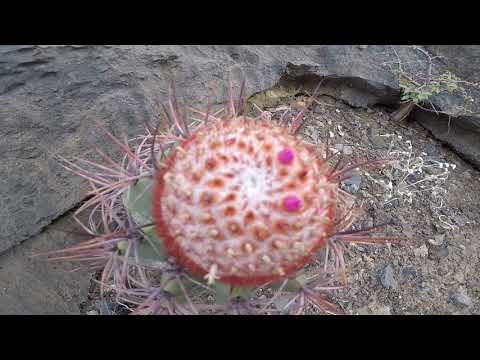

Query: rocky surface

[424,46,480,83]
[0,212,90,314]
[412,46,480,169]
[288,95,479,315]
[1,45,479,314]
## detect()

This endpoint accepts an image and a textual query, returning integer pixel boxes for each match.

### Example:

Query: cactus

[41,80,399,315]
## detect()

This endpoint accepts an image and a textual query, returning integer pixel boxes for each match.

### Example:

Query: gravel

[380,265,397,289]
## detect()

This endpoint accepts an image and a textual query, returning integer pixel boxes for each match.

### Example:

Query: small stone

[428,234,445,246]
[467,280,480,290]
[414,244,429,258]
[424,143,440,156]
[357,303,391,315]
[450,289,473,308]
[400,265,417,279]
[380,265,397,289]
[341,174,362,193]
[334,144,353,155]
[86,310,99,315]
[355,306,370,315]
[95,299,114,315]
[368,129,387,148]
[343,145,353,155]
[372,305,391,315]
[453,214,467,227]
[428,244,449,261]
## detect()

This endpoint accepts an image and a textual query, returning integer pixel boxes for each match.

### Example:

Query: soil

[80,92,480,315]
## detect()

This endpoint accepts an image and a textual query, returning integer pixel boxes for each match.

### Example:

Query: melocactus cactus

[42,80,398,315]
[154,115,338,286]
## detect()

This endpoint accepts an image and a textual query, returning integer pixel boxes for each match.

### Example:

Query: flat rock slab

[0,213,90,314]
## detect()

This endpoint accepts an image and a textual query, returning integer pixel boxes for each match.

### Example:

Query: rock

[334,144,353,155]
[423,143,441,156]
[370,136,388,149]
[86,310,99,315]
[449,288,473,308]
[367,128,387,148]
[414,244,429,258]
[95,299,115,315]
[355,303,391,315]
[428,244,449,261]
[380,265,397,289]
[343,145,353,155]
[423,46,480,83]
[466,280,480,290]
[453,214,467,227]
[414,107,480,170]
[428,234,445,246]
[282,46,400,108]
[372,305,391,315]
[400,265,417,280]
[341,174,362,193]
[0,213,90,314]
[410,46,480,170]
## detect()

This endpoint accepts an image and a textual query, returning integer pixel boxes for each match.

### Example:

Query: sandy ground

[293,95,479,315]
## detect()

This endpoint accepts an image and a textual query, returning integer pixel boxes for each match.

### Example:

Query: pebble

[400,265,417,279]
[428,244,449,261]
[414,244,429,258]
[86,310,99,315]
[334,143,353,155]
[453,214,467,227]
[356,304,391,315]
[423,143,440,156]
[428,234,445,246]
[374,306,391,315]
[95,300,114,315]
[450,289,473,308]
[341,174,362,193]
[367,129,387,148]
[380,265,397,289]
